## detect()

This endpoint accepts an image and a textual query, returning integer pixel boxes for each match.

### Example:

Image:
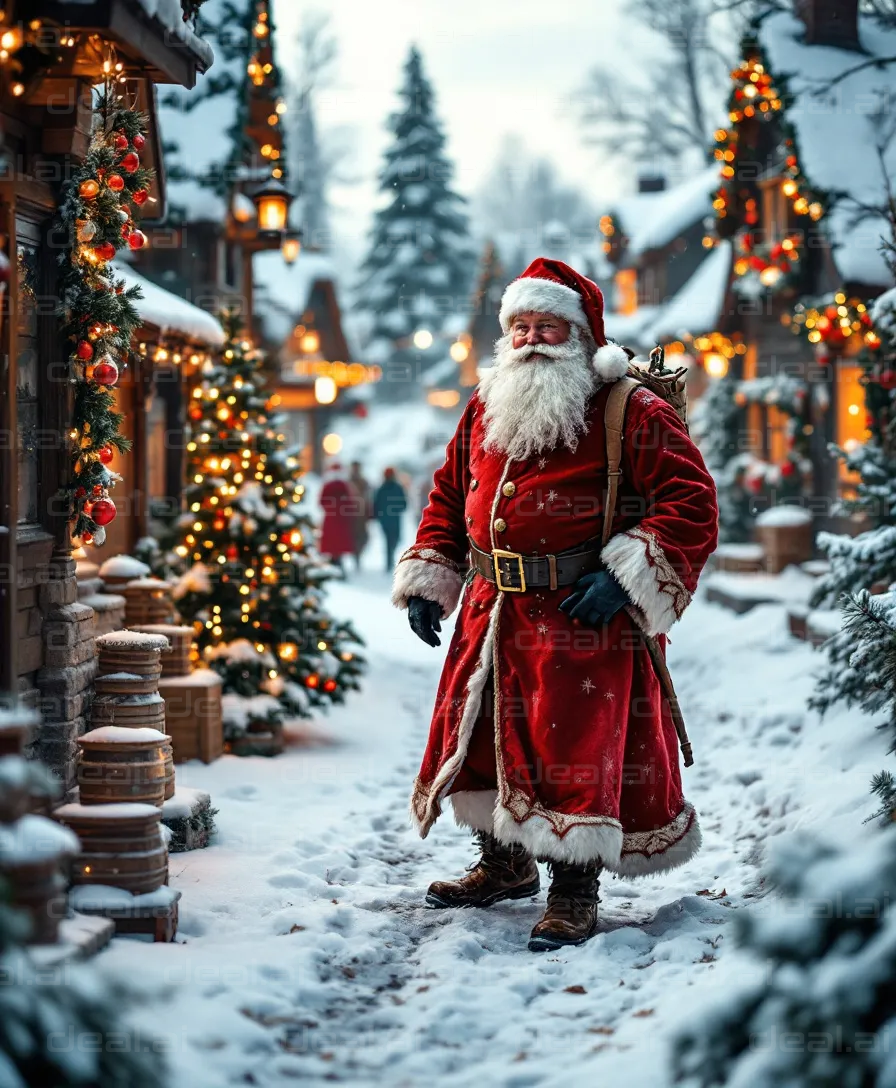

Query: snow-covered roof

[113,262,225,346]
[254,251,340,345]
[603,305,662,350]
[648,241,733,342]
[760,10,896,287]
[611,166,718,261]
[57,0,214,70]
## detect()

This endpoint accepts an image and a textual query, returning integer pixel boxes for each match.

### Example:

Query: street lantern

[251,177,292,235]
[282,231,301,264]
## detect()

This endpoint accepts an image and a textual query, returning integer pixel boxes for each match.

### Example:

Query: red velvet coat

[319,477,358,557]
[392,383,718,876]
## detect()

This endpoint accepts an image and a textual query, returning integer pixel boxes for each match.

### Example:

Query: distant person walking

[373,467,407,572]
[319,462,357,576]
[348,461,373,570]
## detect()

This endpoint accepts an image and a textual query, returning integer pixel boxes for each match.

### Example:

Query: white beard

[478,324,597,461]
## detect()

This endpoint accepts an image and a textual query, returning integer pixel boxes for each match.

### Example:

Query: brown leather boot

[425,831,540,908]
[528,860,601,951]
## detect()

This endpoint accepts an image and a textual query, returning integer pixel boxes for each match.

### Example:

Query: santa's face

[478,315,596,463]
[510,311,572,359]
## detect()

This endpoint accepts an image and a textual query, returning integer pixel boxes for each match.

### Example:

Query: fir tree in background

[673,830,896,1087]
[172,312,364,744]
[356,46,474,400]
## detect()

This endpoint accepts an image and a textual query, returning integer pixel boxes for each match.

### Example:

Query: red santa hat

[498,257,631,382]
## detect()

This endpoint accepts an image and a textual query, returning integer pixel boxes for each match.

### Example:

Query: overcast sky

[275,0,657,258]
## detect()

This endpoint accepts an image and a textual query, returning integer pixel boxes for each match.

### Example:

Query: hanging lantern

[251,178,293,235]
[281,231,302,264]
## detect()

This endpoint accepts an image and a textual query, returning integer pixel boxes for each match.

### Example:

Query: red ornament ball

[90,498,117,526]
[79,179,99,200]
[121,151,140,174]
[880,369,896,391]
[133,133,146,151]
[93,360,119,386]
[98,446,114,465]
[746,475,763,495]
[780,460,796,478]
[188,405,203,421]
[749,256,767,272]
[132,188,149,206]
[107,173,125,192]
[226,544,239,560]
[323,678,338,693]
[94,241,116,262]
[76,340,94,361]
[127,230,147,251]
[113,133,129,151]
[306,674,320,689]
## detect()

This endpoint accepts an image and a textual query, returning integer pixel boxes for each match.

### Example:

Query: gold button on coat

[502,481,516,497]
[494,518,507,533]
[470,479,479,490]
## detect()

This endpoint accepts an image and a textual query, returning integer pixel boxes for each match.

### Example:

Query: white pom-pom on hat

[592,342,630,383]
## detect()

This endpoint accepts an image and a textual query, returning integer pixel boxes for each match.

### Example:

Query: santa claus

[392,258,718,952]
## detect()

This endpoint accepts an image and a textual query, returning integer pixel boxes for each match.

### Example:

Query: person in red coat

[319,463,358,575]
[392,258,718,951]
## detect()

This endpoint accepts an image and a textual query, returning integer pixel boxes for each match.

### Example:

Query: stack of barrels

[130,624,194,677]
[57,630,176,898]
[122,578,177,626]
[0,706,78,944]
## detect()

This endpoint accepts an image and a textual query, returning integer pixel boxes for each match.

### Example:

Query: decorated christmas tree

[673,830,896,1087]
[172,312,364,743]
[355,46,474,398]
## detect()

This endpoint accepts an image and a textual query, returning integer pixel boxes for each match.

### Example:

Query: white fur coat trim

[499,277,587,332]
[616,803,702,877]
[450,790,499,832]
[592,342,630,382]
[409,597,503,836]
[494,806,624,866]
[391,556,464,619]
[601,529,687,636]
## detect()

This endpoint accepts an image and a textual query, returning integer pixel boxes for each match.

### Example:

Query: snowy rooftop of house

[603,305,662,351]
[113,263,224,346]
[254,251,342,346]
[648,241,733,342]
[759,10,896,287]
[610,166,718,261]
[57,0,214,70]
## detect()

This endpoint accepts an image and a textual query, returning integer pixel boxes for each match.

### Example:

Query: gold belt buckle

[492,549,526,593]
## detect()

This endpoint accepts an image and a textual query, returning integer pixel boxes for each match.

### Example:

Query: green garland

[58,93,157,546]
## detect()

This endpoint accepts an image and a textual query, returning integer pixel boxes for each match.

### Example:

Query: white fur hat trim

[593,343,630,382]
[499,277,587,333]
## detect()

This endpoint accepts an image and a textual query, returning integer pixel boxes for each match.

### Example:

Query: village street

[95,558,883,1088]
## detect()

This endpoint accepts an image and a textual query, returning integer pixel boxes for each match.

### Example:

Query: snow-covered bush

[673,830,896,1087]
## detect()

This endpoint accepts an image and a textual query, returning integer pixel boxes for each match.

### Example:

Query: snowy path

[101,562,884,1087]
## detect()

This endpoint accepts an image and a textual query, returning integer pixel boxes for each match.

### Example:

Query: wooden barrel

[90,693,166,729]
[77,726,170,807]
[130,625,193,677]
[94,671,161,696]
[162,741,175,800]
[4,857,68,944]
[96,630,171,682]
[55,802,168,894]
[0,814,79,944]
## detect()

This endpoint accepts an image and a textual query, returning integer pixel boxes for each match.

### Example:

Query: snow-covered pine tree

[673,829,896,1088]
[356,46,474,400]
[172,312,363,744]
[810,292,896,724]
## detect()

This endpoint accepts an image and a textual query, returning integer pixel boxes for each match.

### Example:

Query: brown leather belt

[468,538,602,593]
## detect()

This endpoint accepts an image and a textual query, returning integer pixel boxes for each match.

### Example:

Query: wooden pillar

[0,195,16,692]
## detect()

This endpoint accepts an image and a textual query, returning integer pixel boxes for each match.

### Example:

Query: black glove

[408,596,442,647]
[559,570,629,627]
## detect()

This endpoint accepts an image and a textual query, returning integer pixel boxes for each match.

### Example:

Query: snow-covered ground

[97,533,885,1087]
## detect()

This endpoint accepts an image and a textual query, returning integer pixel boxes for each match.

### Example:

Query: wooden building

[0,1,211,785]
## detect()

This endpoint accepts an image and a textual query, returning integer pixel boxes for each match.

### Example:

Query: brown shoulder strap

[601,377,641,548]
